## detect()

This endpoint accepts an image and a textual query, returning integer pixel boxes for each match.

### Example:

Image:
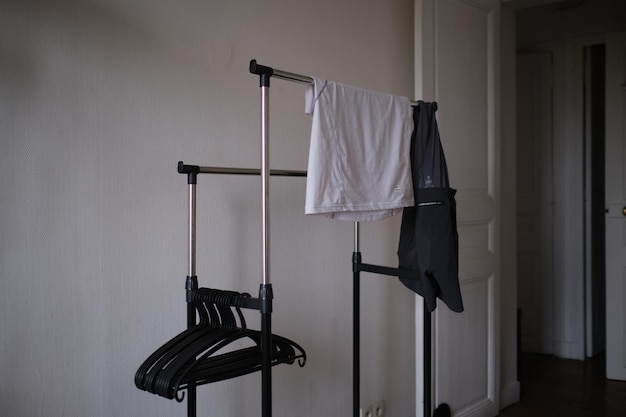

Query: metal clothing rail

[184,164,307,177]
[176,162,306,417]
[250,59,421,106]
[248,60,440,417]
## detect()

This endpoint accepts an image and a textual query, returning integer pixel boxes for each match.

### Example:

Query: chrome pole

[261,85,270,286]
[188,183,196,277]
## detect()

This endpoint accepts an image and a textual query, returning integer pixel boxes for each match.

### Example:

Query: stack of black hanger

[135,287,306,401]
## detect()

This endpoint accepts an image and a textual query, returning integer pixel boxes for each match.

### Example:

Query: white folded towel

[304,77,414,221]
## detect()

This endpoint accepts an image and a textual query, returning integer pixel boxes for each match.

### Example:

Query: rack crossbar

[250,59,420,106]
[199,167,307,177]
[272,68,314,84]
[178,162,306,177]
[356,263,421,280]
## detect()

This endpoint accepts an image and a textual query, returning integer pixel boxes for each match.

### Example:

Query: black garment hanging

[397,101,464,313]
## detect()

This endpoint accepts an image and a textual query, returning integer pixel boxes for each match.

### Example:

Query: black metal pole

[352,222,361,417]
[353,251,361,417]
[260,284,273,417]
[424,305,431,417]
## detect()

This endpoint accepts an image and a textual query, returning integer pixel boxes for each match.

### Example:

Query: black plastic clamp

[185,275,198,302]
[258,283,273,314]
[178,161,200,184]
[249,59,273,87]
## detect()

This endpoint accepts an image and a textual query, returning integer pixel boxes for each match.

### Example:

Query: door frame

[415,0,501,415]
[605,30,626,381]
[583,43,607,358]
[516,34,606,361]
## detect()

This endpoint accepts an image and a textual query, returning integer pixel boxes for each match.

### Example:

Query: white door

[516,53,554,355]
[415,0,500,415]
[605,31,626,381]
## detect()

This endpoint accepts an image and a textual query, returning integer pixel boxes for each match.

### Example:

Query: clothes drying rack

[246,60,444,417]
[135,59,446,417]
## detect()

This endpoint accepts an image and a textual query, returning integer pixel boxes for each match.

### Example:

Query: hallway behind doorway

[497,353,626,416]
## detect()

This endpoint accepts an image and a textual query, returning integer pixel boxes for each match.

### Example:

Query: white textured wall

[0,1,416,416]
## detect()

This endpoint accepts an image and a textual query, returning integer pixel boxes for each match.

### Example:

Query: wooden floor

[497,353,626,417]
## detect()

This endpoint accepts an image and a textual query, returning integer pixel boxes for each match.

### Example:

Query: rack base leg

[424,305,431,417]
[260,284,273,417]
[186,275,198,417]
[353,252,361,417]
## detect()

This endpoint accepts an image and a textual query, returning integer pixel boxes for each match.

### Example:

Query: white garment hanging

[304,77,414,221]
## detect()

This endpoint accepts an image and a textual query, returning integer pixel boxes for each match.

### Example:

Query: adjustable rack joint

[178,161,200,184]
[259,283,273,314]
[185,275,198,302]
[352,252,362,272]
[249,59,273,87]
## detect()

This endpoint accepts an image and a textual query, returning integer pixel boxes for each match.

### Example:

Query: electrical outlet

[361,399,386,417]
[360,405,373,417]
[373,399,387,417]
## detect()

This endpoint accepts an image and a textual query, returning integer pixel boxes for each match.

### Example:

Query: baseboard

[500,381,520,409]
[554,340,583,360]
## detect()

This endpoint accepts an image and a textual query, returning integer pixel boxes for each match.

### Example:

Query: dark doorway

[583,43,606,358]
